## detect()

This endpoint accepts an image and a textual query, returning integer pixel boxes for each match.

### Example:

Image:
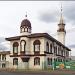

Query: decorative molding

[10,54,46,57]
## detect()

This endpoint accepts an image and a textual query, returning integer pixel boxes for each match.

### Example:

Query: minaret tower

[57,3,66,45]
[20,12,32,35]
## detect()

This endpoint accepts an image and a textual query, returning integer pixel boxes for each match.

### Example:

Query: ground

[0,70,75,75]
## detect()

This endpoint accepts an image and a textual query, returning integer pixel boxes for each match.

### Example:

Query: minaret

[20,12,32,35]
[57,3,66,45]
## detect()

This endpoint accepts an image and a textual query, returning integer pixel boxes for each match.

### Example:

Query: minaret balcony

[57,29,66,33]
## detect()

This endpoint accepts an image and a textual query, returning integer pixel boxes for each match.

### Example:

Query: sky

[0,1,75,56]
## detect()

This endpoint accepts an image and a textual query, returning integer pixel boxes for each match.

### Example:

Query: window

[2,54,6,61]
[14,47,18,53]
[13,42,19,54]
[61,50,63,56]
[47,58,52,65]
[56,46,57,54]
[27,28,28,32]
[0,54,1,61]
[54,46,56,54]
[58,46,61,55]
[20,27,22,33]
[50,44,52,53]
[22,28,24,32]
[58,47,59,55]
[34,57,40,65]
[25,28,27,32]
[2,63,6,68]
[13,58,18,65]
[46,42,49,52]
[66,50,69,57]
[28,28,29,32]
[35,45,40,51]
[33,40,41,52]
[20,40,26,52]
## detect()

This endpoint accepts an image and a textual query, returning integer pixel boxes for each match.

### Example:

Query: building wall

[29,56,45,70]
[7,36,70,70]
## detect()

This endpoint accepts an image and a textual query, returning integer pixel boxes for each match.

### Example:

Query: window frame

[34,57,40,65]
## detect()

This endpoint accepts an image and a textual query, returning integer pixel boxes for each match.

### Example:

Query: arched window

[54,46,57,54]
[20,40,26,52]
[13,42,19,54]
[46,42,49,52]
[13,58,18,65]
[50,44,52,53]
[33,40,41,52]
[34,57,40,65]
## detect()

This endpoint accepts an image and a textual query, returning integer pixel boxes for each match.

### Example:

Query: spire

[59,2,65,25]
[25,12,27,18]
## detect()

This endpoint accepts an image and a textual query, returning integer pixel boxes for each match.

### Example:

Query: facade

[4,14,71,70]
[0,51,10,68]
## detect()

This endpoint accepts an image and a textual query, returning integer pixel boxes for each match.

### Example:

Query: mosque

[0,5,71,70]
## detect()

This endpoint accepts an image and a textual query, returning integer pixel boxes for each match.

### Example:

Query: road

[0,70,75,75]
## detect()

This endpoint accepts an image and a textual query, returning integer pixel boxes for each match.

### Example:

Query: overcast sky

[0,1,75,56]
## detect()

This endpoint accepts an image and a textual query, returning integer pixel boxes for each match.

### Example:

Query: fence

[55,60,75,70]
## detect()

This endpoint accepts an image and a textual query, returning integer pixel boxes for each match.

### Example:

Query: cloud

[0,37,5,43]
[63,1,75,25]
[68,44,75,48]
[38,9,57,23]
[0,37,9,51]
[0,43,8,51]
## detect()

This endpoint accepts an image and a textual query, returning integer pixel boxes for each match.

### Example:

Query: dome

[21,19,31,28]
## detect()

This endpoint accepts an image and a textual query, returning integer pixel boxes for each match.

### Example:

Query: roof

[5,33,71,51]
[0,51,10,54]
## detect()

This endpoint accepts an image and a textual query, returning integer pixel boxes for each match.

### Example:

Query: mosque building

[0,5,71,70]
